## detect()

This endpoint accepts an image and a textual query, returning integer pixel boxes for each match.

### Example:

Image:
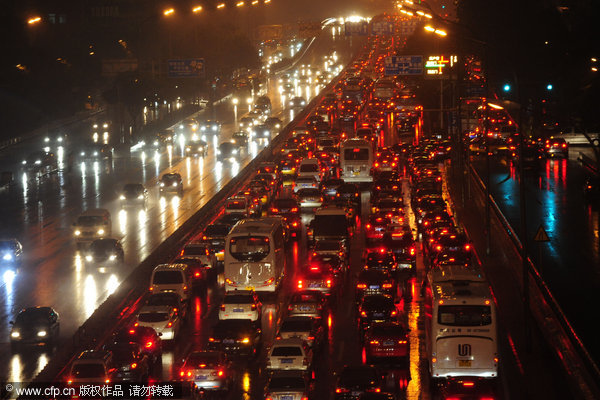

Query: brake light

[208,337,215,342]
[220,305,226,311]
[465,244,471,251]
[291,207,299,212]
[370,340,379,345]
[217,369,225,377]
[326,279,332,288]
[357,283,366,289]
[194,272,201,278]
[409,247,415,256]
[436,245,442,251]
[145,341,153,348]
[297,280,303,289]
[382,283,393,289]
[166,322,173,328]
[292,221,298,227]
[360,311,367,317]
[336,388,349,393]
[179,371,185,377]
[251,304,257,311]
[463,381,475,387]
[391,310,397,316]
[398,340,407,344]
[366,224,371,229]
[271,207,279,213]
[131,363,137,369]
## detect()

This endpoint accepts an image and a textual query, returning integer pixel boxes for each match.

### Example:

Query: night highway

[1,1,600,400]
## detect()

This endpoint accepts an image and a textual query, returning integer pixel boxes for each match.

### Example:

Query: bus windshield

[229,236,270,262]
[343,148,370,161]
[438,305,492,326]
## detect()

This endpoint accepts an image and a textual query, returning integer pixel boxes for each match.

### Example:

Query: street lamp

[236,1,245,7]
[546,83,553,91]
[192,6,202,13]
[216,3,226,9]
[503,84,512,92]
[27,16,42,25]
[163,8,175,16]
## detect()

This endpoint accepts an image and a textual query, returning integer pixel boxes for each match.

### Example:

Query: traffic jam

[11,34,500,400]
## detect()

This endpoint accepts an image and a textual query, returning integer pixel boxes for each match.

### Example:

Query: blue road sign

[345,21,369,36]
[372,21,394,36]
[167,58,205,78]
[384,55,423,76]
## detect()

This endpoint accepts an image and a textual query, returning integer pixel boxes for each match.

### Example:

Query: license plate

[280,358,294,364]
[352,391,361,396]
[353,171,360,176]
[383,340,394,346]
[369,285,380,289]
[195,375,207,380]
[373,313,384,318]
[458,360,472,367]
[299,305,312,311]
[281,396,293,400]
[309,283,322,288]
[233,308,244,313]
[223,339,234,344]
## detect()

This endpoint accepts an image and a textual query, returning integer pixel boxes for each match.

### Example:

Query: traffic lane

[471,153,600,363]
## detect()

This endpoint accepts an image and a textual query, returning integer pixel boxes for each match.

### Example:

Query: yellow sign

[425,55,457,75]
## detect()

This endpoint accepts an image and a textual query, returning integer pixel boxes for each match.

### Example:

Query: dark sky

[262,0,390,23]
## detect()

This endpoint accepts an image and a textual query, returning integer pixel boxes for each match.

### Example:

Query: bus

[224,217,286,293]
[340,138,373,184]
[423,265,498,380]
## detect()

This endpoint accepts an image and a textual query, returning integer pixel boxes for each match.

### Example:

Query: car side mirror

[9,321,14,325]
[158,332,163,337]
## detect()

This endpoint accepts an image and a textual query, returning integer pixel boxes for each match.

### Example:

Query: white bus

[423,265,498,379]
[224,217,286,293]
[340,138,373,184]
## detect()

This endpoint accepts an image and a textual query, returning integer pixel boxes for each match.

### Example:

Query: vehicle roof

[79,208,110,217]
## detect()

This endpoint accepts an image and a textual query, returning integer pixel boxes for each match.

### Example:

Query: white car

[266,338,312,371]
[218,291,261,322]
[265,371,311,400]
[135,304,181,341]
[293,176,318,193]
[296,188,323,210]
[297,158,321,183]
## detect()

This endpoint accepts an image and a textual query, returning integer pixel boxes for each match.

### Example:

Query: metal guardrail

[468,164,600,399]
[30,55,342,388]
[578,151,599,173]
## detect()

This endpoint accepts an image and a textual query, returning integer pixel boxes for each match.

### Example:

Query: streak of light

[83,274,98,319]
[35,353,49,376]
[118,209,127,235]
[106,274,120,295]
[8,355,22,382]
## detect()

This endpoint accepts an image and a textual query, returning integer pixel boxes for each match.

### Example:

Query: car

[437,377,499,400]
[185,140,208,157]
[427,231,471,261]
[119,183,148,208]
[370,198,404,224]
[334,365,384,399]
[112,326,162,370]
[266,338,313,372]
[276,316,324,348]
[84,238,124,270]
[544,137,568,158]
[180,242,216,271]
[356,270,396,302]
[311,239,348,261]
[200,224,231,265]
[297,158,322,182]
[217,142,240,162]
[296,264,335,298]
[224,195,257,217]
[363,322,409,365]
[232,131,249,147]
[296,188,324,210]
[159,173,183,197]
[265,371,313,400]
[219,291,262,322]
[431,250,472,269]
[22,151,58,174]
[265,117,283,131]
[309,253,347,277]
[207,319,262,358]
[288,291,327,319]
[134,304,181,341]
[251,124,272,141]
[67,350,115,385]
[365,214,392,243]
[78,143,113,161]
[9,306,60,349]
[358,295,399,331]
[179,350,233,391]
[145,292,187,321]
[584,176,600,200]
[294,176,319,192]
[0,238,23,267]
[198,120,222,137]
[321,178,345,201]
[172,257,211,288]
[288,97,307,109]
[363,248,397,274]
[103,341,151,382]
[336,183,361,205]
[382,227,416,272]
[269,198,302,238]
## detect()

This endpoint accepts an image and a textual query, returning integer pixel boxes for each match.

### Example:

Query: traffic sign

[371,21,394,36]
[384,55,423,76]
[167,58,205,78]
[533,225,550,242]
[345,21,369,36]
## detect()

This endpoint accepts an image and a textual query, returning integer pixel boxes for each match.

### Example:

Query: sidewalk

[444,162,575,400]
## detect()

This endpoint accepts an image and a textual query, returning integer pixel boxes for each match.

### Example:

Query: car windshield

[183,245,208,256]
[146,293,179,307]
[76,216,104,226]
[438,305,492,326]
[137,311,169,323]
[72,364,105,378]
[229,236,270,262]
[343,148,370,161]
[15,310,49,325]
[152,270,183,284]
[90,240,117,253]
[161,174,180,184]
[272,346,302,356]
[123,184,143,195]
[204,225,230,237]
[299,164,319,173]
[186,352,220,368]
[269,376,305,390]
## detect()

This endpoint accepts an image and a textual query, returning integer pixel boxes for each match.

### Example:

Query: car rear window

[71,363,105,379]
[224,294,253,304]
[152,270,183,284]
[271,346,303,356]
[138,312,169,323]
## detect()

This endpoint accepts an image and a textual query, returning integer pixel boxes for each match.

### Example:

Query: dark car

[207,320,262,358]
[200,223,232,265]
[364,249,397,274]
[184,140,208,157]
[10,307,60,349]
[22,151,58,176]
[358,295,399,331]
[544,137,568,158]
[382,227,416,272]
[112,326,162,370]
[336,183,361,205]
[232,131,248,147]
[335,365,384,399]
[321,178,345,201]
[84,238,124,269]
[269,198,302,238]
[437,377,499,400]
[119,183,148,209]
[356,270,396,302]
[103,341,151,382]
[584,176,600,201]
[310,253,347,277]
[363,322,409,365]
[159,173,183,197]
[217,142,239,162]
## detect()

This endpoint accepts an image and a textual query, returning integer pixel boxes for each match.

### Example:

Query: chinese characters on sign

[425,55,457,78]
[167,58,205,78]
[384,56,423,76]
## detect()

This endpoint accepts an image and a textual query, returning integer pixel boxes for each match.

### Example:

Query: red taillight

[409,247,415,256]
[194,271,201,277]
[145,341,153,348]
[562,143,567,148]
[463,381,475,387]
[131,363,137,369]
[292,221,298,227]
[297,280,303,289]
[391,310,397,316]
[370,340,379,345]
[326,279,332,288]
[291,207,298,212]
[465,244,471,251]
[220,305,226,311]
[398,340,407,344]
[357,283,366,289]
[360,311,367,317]
[382,283,393,289]
[271,208,279,213]
[366,224,371,229]
[251,304,257,311]
[436,245,442,251]
[166,322,173,328]
[217,369,225,377]
[336,388,349,393]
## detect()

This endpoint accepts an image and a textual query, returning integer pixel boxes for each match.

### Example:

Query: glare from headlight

[232,150,238,155]
[109,255,117,261]
[212,126,217,131]
[97,229,105,235]
[22,160,27,165]
[35,160,42,165]
[37,330,47,337]
[3,253,12,261]
[119,195,126,200]
[137,194,144,200]
[74,230,81,236]
[93,152,98,156]
[80,151,86,156]
[160,182,165,187]
[85,255,93,262]
[172,182,178,187]
[11,331,20,338]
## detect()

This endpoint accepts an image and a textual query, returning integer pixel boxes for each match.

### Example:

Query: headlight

[160,182,165,187]
[172,182,178,187]
[97,229,105,235]
[93,152,98,156]
[217,150,221,155]
[74,230,81,236]
[37,330,47,337]
[3,253,13,261]
[22,160,27,165]
[85,255,93,262]
[80,151,86,156]
[212,126,217,131]
[11,331,20,338]
[232,150,237,155]
[137,194,144,200]
[35,160,42,165]
[119,195,126,200]
[109,255,117,261]
[153,140,159,146]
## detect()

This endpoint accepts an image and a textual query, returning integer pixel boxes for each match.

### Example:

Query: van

[68,350,114,384]
[150,264,192,301]
[225,196,255,217]
[73,209,111,242]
